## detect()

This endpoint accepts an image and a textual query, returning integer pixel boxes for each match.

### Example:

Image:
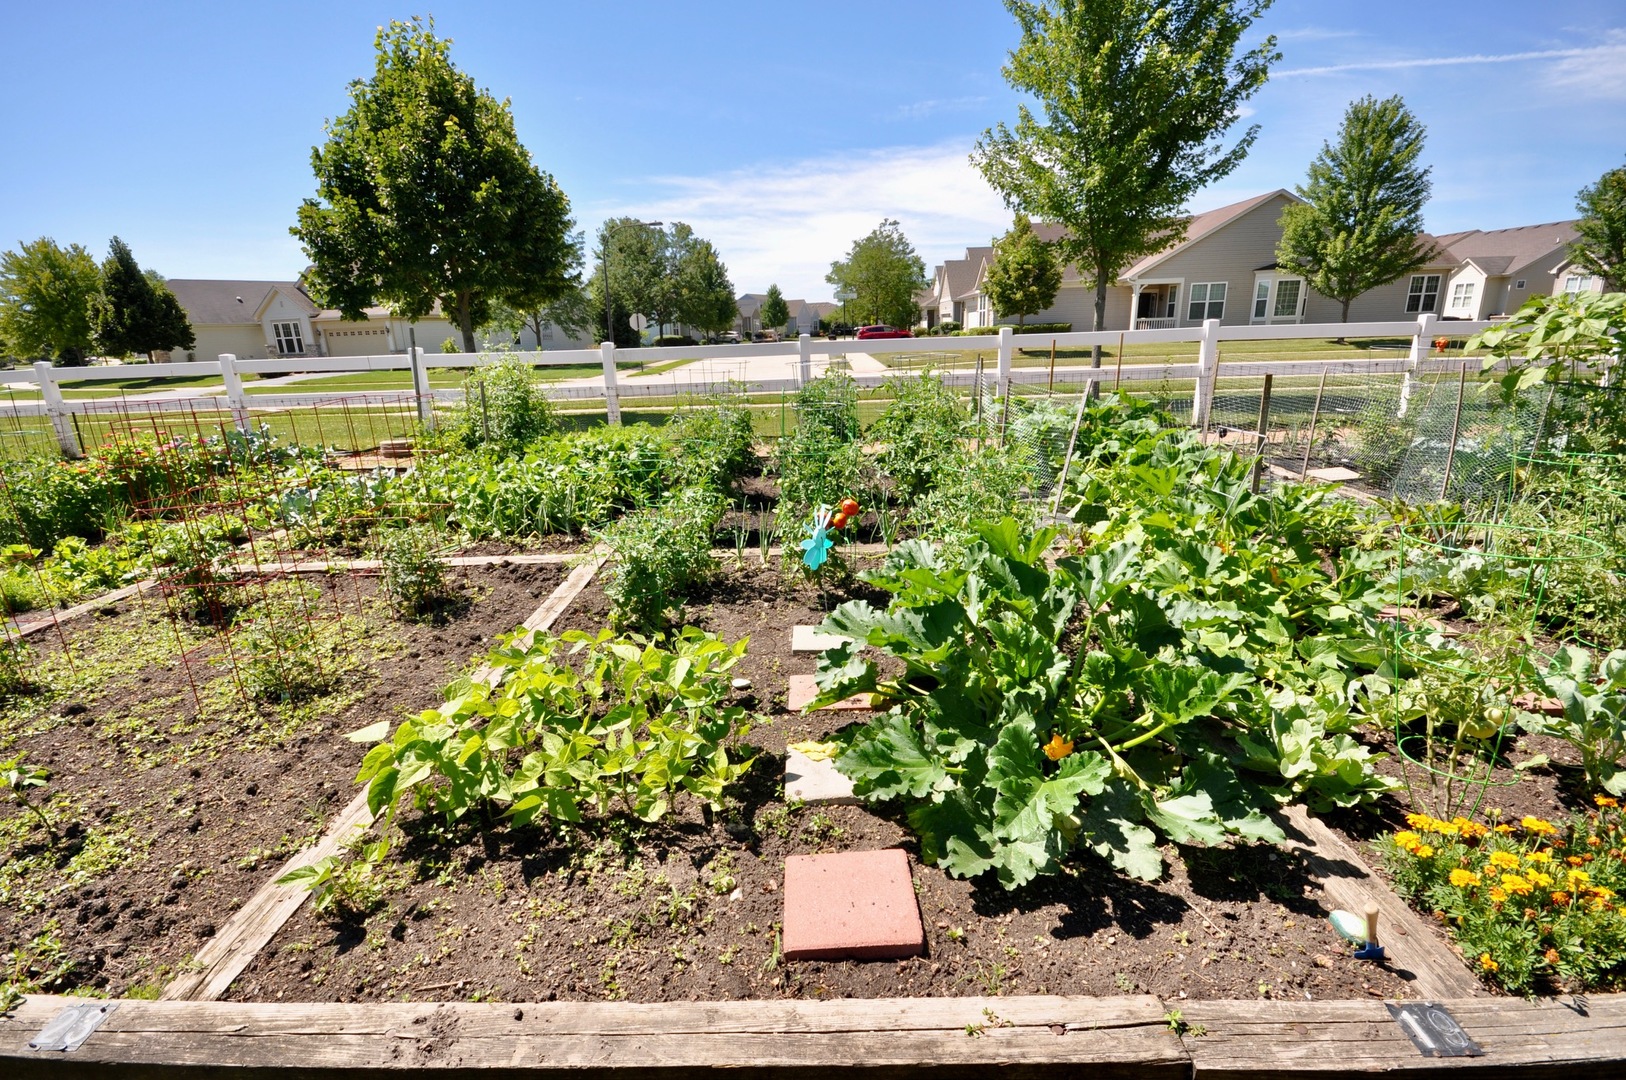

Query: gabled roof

[1436,221,1579,278]
[168,279,316,326]
[944,246,992,301]
[1123,190,1297,279]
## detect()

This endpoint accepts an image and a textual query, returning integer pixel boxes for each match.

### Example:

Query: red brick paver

[781,849,926,961]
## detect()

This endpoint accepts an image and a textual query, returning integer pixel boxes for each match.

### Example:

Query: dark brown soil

[228,563,1422,1006]
[0,559,561,998]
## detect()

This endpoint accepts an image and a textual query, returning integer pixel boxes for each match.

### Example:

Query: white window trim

[272,320,305,356]
[1248,273,1305,324]
[1187,282,1227,323]
[1450,281,1476,308]
[1405,274,1441,314]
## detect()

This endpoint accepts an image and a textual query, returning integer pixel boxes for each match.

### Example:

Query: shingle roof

[168,279,315,326]
[944,247,992,301]
[1437,221,1579,278]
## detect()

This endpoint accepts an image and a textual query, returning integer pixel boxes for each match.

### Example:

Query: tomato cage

[1390,521,1610,819]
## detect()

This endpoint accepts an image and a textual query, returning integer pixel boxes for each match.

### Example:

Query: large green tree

[1573,159,1626,292]
[90,237,195,360]
[972,0,1277,358]
[589,218,665,344]
[0,237,100,365]
[758,284,790,332]
[589,220,736,339]
[825,219,927,328]
[674,237,738,335]
[1275,95,1438,323]
[982,214,1062,326]
[292,17,578,353]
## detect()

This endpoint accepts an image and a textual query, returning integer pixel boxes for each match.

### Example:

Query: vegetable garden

[3,299,1626,1066]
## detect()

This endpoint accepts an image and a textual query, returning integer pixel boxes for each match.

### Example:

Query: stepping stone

[786,673,878,712]
[1305,466,1361,483]
[791,624,854,653]
[781,849,925,962]
[784,748,859,806]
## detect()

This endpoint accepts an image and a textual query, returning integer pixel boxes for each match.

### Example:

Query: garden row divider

[223,553,579,575]
[1279,806,1483,1000]
[5,579,158,641]
[5,991,1623,1077]
[158,551,608,1004]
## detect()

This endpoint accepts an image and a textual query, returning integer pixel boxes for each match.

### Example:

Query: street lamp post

[603,219,663,344]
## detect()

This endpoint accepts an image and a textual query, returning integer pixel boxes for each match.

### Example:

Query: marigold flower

[1042,733,1074,761]
[1551,890,1572,905]
[1449,869,1481,888]
[1525,850,1552,865]
[1494,824,1514,834]
[1588,836,1602,847]
[1524,907,1540,920]
[1393,830,1422,850]
[1489,887,1508,903]
[1597,796,1619,809]
[1501,874,1533,895]
[1567,869,1591,887]
[1415,844,1435,858]
[1488,851,1521,871]
[1451,816,1488,839]
[1479,953,1499,972]
[1405,812,1433,830]
[1545,948,1561,966]
[1526,870,1554,888]
[1568,855,1586,867]
[1522,816,1557,835]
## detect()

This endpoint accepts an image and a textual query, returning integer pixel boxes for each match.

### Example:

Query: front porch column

[1129,283,1142,330]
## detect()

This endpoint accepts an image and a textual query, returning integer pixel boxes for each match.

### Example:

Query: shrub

[907,445,1036,553]
[1378,803,1626,996]
[954,322,1072,336]
[596,488,723,631]
[440,337,460,353]
[451,355,558,454]
[665,400,759,495]
[867,373,969,504]
[378,524,451,618]
[653,335,698,347]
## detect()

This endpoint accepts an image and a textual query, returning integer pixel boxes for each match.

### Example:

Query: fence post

[600,341,621,425]
[1400,313,1435,418]
[34,361,81,459]
[798,333,812,387]
[1193,318,1220,430]
[217,353,250,434]
[410,347,434,428]
[997,326,1013,399]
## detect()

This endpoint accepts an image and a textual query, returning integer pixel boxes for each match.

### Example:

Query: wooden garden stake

[1113,332,1125,392]
[1050,390,1093,518]
[1047,339,1057,392]
[1249,373,1274,494]
[1440,362,1468,500]
[1298,367,1329,480]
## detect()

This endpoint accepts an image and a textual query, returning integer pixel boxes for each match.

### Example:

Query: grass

[876,336,1463,372]
[243,363,637,396]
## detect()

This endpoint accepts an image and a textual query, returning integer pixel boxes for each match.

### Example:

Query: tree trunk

[1090,273,1108,399]
[1337,297,1351,345]
[457,291,477,353]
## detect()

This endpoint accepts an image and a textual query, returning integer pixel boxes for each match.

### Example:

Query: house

[920,247,993,328]
[736,294,837,336]
[166,279,590,359]
[944,191,1599,333]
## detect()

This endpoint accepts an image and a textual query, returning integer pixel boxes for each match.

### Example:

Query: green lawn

[245,362,642,395]
[876,336,1458,372]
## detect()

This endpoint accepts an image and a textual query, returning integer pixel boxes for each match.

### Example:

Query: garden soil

[0,559,561,998]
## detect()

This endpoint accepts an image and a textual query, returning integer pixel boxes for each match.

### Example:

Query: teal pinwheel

[799,505,835,571]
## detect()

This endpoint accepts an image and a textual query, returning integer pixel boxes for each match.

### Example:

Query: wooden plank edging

[157,554,606,1003]
[5,580,157,640]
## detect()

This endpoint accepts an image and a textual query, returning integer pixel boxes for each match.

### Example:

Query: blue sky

[3,0,1623,304]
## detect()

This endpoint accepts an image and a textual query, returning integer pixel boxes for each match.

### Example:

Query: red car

[855,324,912,339]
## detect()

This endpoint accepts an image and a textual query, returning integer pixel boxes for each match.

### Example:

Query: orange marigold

[1479,953,1499,972]
[1501,874,1534,895]
[1596,795,1619,809]
[1488,851,1521,871]
[1545,948,1561,966]
[1449,869,1481,888]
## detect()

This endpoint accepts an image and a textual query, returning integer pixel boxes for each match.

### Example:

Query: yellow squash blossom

[1043,733,1074,761]
[1449,869,1481,888]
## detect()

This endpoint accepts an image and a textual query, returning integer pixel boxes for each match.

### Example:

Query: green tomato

[1462,708,1505,740]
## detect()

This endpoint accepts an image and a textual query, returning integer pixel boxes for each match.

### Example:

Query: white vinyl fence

[2,313,1485,458]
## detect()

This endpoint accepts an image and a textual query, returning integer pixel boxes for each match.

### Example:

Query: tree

[674,238,737,336]
[981,214,1061,326]
[589,218,665,343]
[758,284,790,332]
[972,0,1277,360]
[89,237,195,360]
[483,233,597,347]
[1573,160,1626,292]
[825,219,927,327]
[292,17,578,353]
[1274,95,1438,325]
[0,238,99,365]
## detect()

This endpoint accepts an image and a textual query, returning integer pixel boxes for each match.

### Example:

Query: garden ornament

[800,505,835,571]
[1329,901,1386,961]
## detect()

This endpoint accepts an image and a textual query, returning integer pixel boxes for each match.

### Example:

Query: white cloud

[592,142,1011,301]
[892,96,988,121]
[1275,42,1622,78]
[1544,30,1626,100]
[1274,27,1363,42]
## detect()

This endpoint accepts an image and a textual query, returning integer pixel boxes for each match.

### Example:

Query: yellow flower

[1494,824,1515,834]
[1522,816,1557,835]
[1568,855,1586,867]
[1479,953,1499,972]
[1567,869,1591,887]
[1488,851,1521,871]
[1449,869,1481,888]
[1501,874,1533,895]
[1405,812,1433,830]
[1525,850,1552,865]
[1415,844,1435,858]
[1551,890,1573,905]
[1042,732,1074,761]
[1393,830,1422,849]
[1452,817,1489,839]
[1596,796,1619,809]
[1488,887,1508,903]
[1590,886,1617,899]
[1526,870,1554,888]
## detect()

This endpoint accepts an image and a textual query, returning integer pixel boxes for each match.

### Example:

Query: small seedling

[3,754,55,847]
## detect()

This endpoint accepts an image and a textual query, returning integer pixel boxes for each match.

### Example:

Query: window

[540,321,554,341]
[1273,278,1302,319]
[272,321,304,355]
[1253,281,1270,320]
[1564,274,1594,294]
[1165,286,1177,318]
[1187,282,1226,321]
[1405,275,1441,313]
[1450,282,1475,308]
[1514,279,1526,290]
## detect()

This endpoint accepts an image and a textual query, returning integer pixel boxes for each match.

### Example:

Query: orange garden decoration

[1378,798,1626,995]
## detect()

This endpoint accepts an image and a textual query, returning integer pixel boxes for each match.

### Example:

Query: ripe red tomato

[839,498,860,517]
[829,512,849,530]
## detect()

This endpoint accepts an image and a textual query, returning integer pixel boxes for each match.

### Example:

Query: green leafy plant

[451,354,559,455]
[1521,647,1626,796]
[3,754,54,846]
[275,837,392,917]
[347,627,756,832]
[867,372,970,504]
[378,524,452,618]
[228,581,344,703]
[665,398,760,495]
[596,488,723,631]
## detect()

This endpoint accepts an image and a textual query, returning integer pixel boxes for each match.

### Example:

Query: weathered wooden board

[225,553,577,575]
[1280,805,1483,1000]
[158,556,605,1003]
[1181,994,1626,1078]
[1,994,1186,1078]
[6,580,156,639]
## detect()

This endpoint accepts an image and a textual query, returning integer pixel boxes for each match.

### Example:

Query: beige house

[920,247,993,328]
[736,294,837,336]
[935,191,1595,333]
